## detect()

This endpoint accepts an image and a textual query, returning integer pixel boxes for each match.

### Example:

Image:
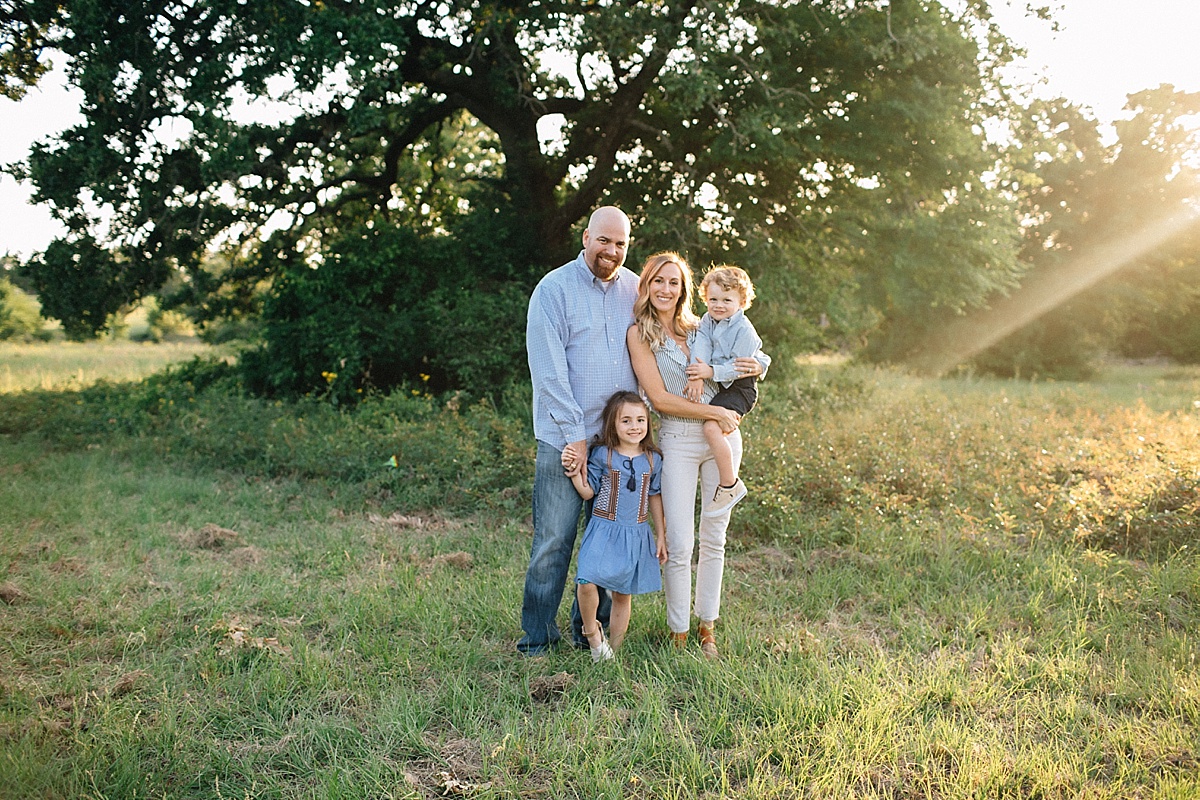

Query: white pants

[658,417,742,634]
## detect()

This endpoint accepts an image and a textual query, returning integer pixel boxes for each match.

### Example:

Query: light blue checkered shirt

[527,252,639,450]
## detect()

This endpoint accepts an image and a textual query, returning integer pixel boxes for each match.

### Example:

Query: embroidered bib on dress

[592,449,654,524]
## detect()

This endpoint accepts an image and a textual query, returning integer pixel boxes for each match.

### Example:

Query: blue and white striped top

[526,252,639,449]
[652,333,717,423]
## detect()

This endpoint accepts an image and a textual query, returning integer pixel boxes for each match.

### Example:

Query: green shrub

[199,316,260,345]
[5,356,1198,558]
[1119,299,1200,363]
[0,356,533,515]
[147,298,196,340]
[734,366,1200,557]
[426,282,532,393]
[122,298,196,342]
[241,209,537,404]
[970,313,1101,380]
[0,279,48,341]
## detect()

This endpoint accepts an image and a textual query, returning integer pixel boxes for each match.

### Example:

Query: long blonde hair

[633,251,700,350]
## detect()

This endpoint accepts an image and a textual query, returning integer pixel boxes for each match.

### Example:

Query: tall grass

[0,349,1198,798]
[0,340,218,393]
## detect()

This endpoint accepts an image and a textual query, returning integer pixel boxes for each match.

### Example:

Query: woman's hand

[732,356,764,378]
[627,324,741,429]
[713,406,741,434]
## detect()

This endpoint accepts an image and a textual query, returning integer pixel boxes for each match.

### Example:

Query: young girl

[569,391,667,662]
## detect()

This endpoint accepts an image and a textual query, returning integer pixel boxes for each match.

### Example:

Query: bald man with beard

[519,206,640,655]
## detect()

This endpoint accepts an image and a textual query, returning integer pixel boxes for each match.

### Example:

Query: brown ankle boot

[698,622,719,660]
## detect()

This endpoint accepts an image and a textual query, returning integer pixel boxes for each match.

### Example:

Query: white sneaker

[584,626,614,663]
[590,640,614,663]
[704,479,747,518]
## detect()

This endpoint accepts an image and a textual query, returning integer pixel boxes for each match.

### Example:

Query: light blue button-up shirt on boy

[691,309,771,387]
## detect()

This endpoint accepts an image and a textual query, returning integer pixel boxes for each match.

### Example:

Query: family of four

[519,206,770,662]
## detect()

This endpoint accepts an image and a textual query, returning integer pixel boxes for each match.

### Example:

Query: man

[519,206,639,654]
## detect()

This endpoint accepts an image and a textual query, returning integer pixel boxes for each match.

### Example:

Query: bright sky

[2,0,1198,259]
[992,0,1200,122]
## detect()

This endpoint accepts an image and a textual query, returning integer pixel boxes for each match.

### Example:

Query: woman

[626,252,765,659]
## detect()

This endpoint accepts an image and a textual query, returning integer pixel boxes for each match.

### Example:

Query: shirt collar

[712,308,746,326]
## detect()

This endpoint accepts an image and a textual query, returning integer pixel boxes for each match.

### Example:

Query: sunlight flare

[909,207,1200,375]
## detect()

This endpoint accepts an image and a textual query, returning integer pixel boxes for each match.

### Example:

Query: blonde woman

[626,252,767,658]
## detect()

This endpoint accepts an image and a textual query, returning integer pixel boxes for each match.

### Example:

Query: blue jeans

[518,441,610,654]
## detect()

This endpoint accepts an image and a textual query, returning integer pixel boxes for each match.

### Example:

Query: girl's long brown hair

[593,391,661,457]
[633,251,699,351]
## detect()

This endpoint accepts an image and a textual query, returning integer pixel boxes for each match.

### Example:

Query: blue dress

[576,446,663,595]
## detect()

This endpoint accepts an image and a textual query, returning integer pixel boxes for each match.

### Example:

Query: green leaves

[0,0,63,100]
[964,86,1200,378]
[25,237,134,339]
[7,0,1109,390]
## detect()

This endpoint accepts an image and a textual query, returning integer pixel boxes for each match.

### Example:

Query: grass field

[0,340,219,394]
[0,346,1198,799]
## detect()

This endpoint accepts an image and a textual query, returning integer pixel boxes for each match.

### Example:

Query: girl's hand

[561,440,586,476]
[656,537,668,564]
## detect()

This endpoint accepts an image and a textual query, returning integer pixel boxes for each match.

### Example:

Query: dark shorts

[709,376,758,417]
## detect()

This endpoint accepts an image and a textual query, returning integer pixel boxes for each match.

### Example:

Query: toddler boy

[685,266,770,518]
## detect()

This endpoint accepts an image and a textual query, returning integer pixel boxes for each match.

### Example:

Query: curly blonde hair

[700,265,756,310]
[633,252,700,350]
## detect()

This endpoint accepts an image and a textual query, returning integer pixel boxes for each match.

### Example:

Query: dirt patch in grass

[48,557,86,575]
[529,671,576,703]
[191,523,241,548]
[0,582,28,604]
[427,551,474,570]
[108,669,150,698]
[403,736,490,798]
[227,545,266,565]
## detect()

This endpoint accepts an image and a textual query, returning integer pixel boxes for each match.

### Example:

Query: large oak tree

[5,0,1032,393]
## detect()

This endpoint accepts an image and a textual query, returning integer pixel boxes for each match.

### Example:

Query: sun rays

[909,205,1200,376]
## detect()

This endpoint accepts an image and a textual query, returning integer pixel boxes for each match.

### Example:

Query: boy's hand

[684,377,703,402]
[686,360,714,380]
